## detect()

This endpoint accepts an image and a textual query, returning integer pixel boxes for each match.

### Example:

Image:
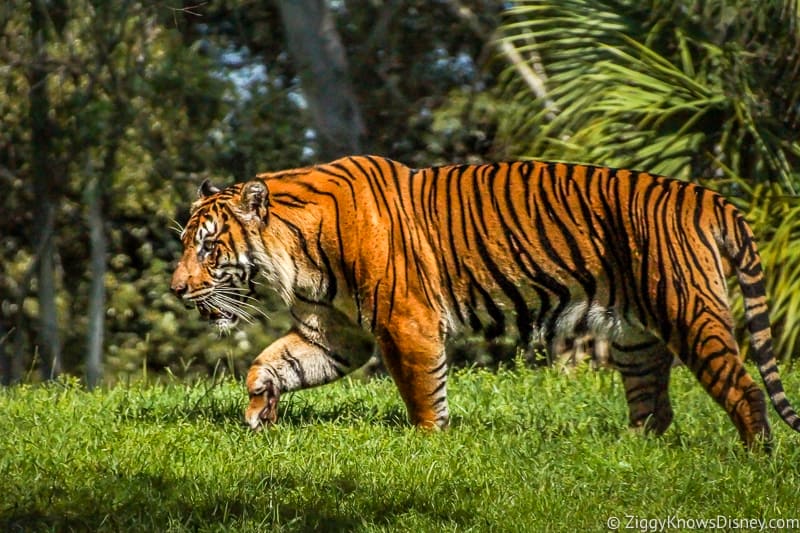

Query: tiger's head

[171,179,271,332]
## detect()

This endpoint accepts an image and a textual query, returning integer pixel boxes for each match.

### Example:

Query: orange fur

[172,156,799,449]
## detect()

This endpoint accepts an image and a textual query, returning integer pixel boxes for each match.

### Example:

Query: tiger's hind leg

[375,308,449,430]
[669,303,771,450]
[610,331,674,435]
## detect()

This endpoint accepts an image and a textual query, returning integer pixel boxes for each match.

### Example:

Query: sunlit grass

[2,366,800,531]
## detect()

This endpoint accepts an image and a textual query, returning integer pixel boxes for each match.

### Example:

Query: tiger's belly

[447,280,653,365]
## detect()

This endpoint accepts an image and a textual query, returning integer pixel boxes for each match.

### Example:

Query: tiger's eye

[202,239,216,253]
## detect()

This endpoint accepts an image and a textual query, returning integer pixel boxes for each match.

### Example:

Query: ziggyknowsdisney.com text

[606,514,800,531]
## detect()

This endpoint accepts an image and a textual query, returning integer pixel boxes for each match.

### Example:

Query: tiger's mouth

[196,301,240,327]
[187,282,264,333]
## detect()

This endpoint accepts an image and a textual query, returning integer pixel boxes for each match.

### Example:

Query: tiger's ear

[199,179,221,197]
[239,180,270,221]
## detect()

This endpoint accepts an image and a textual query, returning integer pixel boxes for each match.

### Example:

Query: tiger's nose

[170,277,188,297]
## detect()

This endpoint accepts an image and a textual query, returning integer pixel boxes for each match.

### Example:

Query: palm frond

[497,0,800,190]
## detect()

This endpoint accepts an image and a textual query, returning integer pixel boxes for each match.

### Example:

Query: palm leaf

[497,0,800,190]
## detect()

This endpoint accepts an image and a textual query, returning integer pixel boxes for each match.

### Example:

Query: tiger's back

[322,158,733,355]
[172,155,800,450]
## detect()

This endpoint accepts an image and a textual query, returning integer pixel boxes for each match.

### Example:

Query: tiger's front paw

[245,380,281,431]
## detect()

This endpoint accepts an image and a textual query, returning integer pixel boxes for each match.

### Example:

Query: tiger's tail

[724,202,800,433]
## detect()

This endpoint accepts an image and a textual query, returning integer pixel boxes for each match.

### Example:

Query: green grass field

[3,365,800,532]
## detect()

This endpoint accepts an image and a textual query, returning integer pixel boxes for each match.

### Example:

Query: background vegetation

[3,366,800,531]
[2,3,800,530]
[1,0,799,385]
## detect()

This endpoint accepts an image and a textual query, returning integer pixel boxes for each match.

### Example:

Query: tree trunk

[0,322,11,385]
[277,0,365,160]
[85,174,106,389]
[85,123,120,388]
[29,0,61,380]
[37,215,61,380]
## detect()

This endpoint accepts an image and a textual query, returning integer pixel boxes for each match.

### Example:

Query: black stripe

[740,280,765,299]
[611,339,661,353]
[282,349,308,387]
[315,219,338,302]
[429,379,447,397]
[271,192,317,207]
[502,164,568,328]
[545,163,597,300]
[467,173,534,345]
[465,266,506,339]
[370,281,380,331]
[428,357,448,376]
[572,166,618,308]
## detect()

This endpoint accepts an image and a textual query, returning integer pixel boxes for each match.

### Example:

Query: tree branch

[444,0,558,119]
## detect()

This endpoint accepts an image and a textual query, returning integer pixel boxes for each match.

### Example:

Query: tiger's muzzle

[195,299,240,328]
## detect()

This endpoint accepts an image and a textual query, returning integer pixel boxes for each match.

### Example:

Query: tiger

[171,155,800,450]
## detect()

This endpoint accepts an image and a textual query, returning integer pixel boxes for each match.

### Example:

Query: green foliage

[335,0,505,165]
[0,0,502,383]
[0,0,307,381]
[5,0,798,383]
[500,0,800,188]
[3,367,800,531]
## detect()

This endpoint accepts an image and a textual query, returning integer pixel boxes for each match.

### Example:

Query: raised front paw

[245,380,281,431]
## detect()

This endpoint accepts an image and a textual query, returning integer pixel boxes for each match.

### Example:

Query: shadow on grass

[277,394,409,429]
[1,467,471,532]
[114,386,410,430]
[113,382,630,437]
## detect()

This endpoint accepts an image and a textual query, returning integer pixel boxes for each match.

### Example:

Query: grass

[2,365,800,532]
